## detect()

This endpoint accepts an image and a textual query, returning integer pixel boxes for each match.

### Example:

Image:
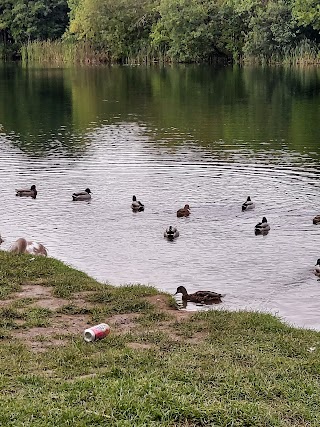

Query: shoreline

[2,251,320,426]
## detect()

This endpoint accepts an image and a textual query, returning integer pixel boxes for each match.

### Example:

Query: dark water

[1,63,320,330]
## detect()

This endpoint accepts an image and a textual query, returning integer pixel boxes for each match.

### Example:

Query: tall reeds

[20,39,320,66]
[21,40,111,65]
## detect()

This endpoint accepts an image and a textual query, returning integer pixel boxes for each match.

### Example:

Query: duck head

[132,195,137,201]
[85,188,91,194]
[262,217,268,223]
[315,259,320,266]
[175,286,188,296]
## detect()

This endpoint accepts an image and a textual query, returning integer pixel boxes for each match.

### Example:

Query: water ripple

[1,124,320,330]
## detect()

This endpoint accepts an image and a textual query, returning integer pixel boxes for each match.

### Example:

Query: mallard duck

[242,196,255,211]
[9,238,48,256]
[313,215,320,225]
[175,285,223,304]
[72,188,92,201]
[15,185,37,199]
[255,216,270,235]
[177,204,190,217]
[131,195,144,211]
[314,259,320,276]
[164,226,179,240]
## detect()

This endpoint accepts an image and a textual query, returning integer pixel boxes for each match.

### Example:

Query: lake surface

[1,63,320,330]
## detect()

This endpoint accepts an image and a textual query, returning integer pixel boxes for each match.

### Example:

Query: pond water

[1,63,320,330]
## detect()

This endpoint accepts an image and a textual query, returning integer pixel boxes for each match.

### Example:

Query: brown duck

[175,285,223,304]
[177,204,190,217]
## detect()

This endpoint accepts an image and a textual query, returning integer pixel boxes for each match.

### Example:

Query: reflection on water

[0,64,320,331]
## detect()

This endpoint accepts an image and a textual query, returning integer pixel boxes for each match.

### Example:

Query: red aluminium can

[84,323,110,342]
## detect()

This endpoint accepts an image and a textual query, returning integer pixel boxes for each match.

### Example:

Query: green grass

[1,251,320,426]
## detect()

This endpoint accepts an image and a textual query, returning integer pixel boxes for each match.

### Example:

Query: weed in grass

[24,308,52,328]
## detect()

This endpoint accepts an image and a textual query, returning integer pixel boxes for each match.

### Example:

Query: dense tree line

[0,0,319,63]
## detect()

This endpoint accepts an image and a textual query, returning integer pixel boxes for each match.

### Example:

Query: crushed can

[84,323,110,342]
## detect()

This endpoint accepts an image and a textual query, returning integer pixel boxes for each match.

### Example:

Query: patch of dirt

[108,313,140,331]
[15,284,53,299]
[7,285,193,352]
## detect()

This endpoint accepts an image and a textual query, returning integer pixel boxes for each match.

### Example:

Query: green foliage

[1,0,320,63]
[293,0,320,30]
[151,0,236,62]
[68,0,159,61]
[0,0,69,58]
[243,0,298,61]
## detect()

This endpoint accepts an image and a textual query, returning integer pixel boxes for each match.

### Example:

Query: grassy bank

[1,251,320,426]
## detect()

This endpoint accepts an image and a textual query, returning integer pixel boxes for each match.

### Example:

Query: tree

[68,0,158,60]
[241,0,297,59]
[6,0,69,44]
[293,0,320,31]
[151,0,235,62]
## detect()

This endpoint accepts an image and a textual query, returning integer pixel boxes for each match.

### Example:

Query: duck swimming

[255,216,270,235]
[72,188,92,201]
[313,215,320,225]
[175,285,223,304]
[131,195,144,211]
[164,226,179,240]
[314,259,320,277]
[9,238,48,256]
[177,204,190,217]
[242,196,255,211]
[15,185,37,199]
